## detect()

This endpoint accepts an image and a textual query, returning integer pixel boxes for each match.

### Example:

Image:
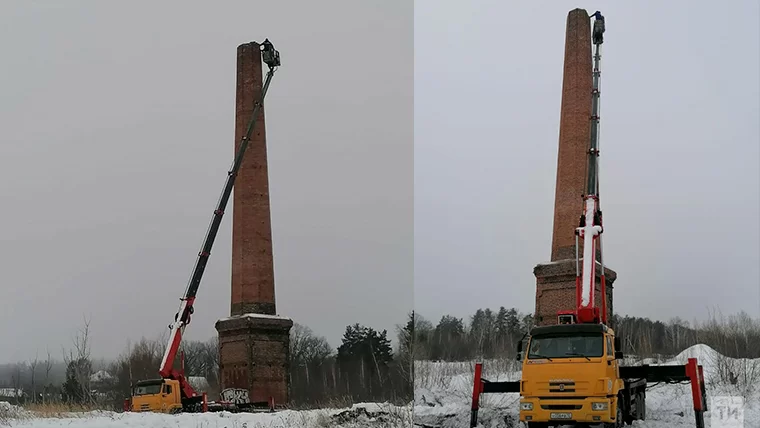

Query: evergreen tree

[337,324,393,366]
[336,323,395,399]
[494,307,509,354]
[506,308,521,335]
[61,358,91,404]
[495,307,508,337]
[398,312,414,357]
[432,315,466,360]
[521,313,535,334]
[411,313,434,360]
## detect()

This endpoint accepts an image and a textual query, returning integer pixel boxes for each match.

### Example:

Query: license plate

[550,412,572,419]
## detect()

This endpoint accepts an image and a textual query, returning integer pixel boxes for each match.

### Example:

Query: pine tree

[433,315,466,360]
[521,314,535,334]
[62,358,91,404]
[495,307,509,354]
[336,323,395,399]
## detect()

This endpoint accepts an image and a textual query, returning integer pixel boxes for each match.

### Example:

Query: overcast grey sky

[2,1,758,365]
[415,1,760,324]
[0,1,412,363]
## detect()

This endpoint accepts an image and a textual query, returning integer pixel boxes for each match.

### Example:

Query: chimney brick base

[534,259,616,326]
[215,314,293,406]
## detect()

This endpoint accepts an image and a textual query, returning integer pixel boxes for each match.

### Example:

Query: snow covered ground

[2,344,757,427]
[413,344,760,427]
[0,402,413,428]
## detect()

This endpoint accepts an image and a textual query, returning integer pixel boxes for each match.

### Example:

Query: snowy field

[2,345,757,427]
[0,402,413,428]
[414,344,760,427]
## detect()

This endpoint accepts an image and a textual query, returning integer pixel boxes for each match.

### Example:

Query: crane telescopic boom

[157,40,281,399]
[573,12,607,325]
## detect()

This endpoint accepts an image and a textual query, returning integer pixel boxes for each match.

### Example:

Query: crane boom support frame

[574,30,606,325]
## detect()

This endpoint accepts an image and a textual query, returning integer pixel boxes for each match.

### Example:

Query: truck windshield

[528,334,604,359]
[133,384,162,396]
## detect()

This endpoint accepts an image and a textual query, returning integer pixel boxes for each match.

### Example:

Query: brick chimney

[551,8,593,262]
[216,41,292,407]
[534,9,617,326]
[229,41,277,317]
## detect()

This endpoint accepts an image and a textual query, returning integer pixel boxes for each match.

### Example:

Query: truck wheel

[623,401,635,426]
[637,392,646,420]
[605,398,624,428]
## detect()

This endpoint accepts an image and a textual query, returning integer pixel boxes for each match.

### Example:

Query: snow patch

[1,402,410,427]
[414,344,760,428]
[187,376,209,392]
[0,389,23,398]
[90,370,114,383]
[0,401,25,416]
[217,313,293,322]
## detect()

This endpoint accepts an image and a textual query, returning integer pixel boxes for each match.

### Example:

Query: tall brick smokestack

[216,41,292,406]
[533,9,617,326]
[550,8,593,262]
[230,41,276,316]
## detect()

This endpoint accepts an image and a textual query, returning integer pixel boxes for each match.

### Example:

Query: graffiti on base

[220,388,250,404]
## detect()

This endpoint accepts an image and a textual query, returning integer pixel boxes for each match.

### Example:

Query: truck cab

[129,379,183,413]
[517,322,627,427]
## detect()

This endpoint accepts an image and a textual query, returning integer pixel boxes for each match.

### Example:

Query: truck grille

[548,381,576,393]
[541,404,582,410]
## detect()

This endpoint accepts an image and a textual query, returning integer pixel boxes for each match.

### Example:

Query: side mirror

[614,337,622,352]
[516,340,523,361]
[614,351,624,360]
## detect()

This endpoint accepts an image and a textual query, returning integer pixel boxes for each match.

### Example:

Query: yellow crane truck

[470,321,706,427]
[123,39,281,414]
[514,323,645,427]
[129,378,185,413]
[469,10,707,428]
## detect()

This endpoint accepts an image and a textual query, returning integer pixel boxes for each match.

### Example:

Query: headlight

[592,402,608,411]
[520,402,533,410]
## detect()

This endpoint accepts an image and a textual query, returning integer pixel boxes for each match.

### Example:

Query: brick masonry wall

[218,42,291,407]
[230,41,277,317]
[551,8,593,262]
[534,259,616,325]
[534,9,620,326]
[216,315,293,405]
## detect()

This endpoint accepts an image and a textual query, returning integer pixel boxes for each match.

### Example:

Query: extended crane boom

[574,14,606,325]
[157,39,281,402]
